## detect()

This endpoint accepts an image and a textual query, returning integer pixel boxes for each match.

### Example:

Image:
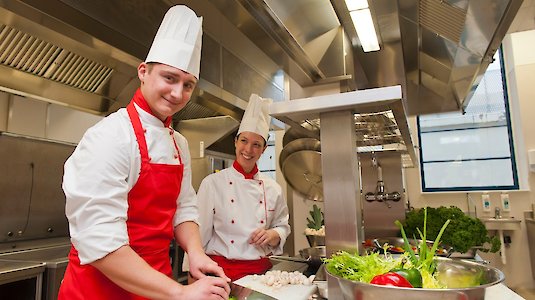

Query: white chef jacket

[63,103,198,265]
[197,166,291,260]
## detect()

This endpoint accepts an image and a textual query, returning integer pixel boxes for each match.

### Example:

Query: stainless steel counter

[0,260,45,300]
[0,243,70,300]
[0,260,45,285]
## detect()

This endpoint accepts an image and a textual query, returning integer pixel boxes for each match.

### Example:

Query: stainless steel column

[320,110,363,299]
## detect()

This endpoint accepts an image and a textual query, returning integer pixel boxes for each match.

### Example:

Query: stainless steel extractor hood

[0,0,528,122]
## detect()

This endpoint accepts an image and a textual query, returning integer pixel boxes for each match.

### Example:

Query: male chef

[59,5,230,299]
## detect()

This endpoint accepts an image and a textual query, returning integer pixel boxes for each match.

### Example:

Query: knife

[229,282,278,300]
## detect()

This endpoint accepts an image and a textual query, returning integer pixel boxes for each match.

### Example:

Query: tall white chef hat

[237,94,273,142]
[145,5,203,79]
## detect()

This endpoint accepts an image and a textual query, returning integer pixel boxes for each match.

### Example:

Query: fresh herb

[306,204,324,230]
[396,209,449,271]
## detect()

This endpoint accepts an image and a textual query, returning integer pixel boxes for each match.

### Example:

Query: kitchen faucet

[495,207,502,219]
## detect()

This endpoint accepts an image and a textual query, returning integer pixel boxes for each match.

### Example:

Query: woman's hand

[249,228,281,247]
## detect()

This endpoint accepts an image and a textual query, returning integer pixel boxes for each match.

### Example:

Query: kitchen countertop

[0,243,70,268]
[486,284,525,300]
[0,260,46,285]
[308,282,524,300]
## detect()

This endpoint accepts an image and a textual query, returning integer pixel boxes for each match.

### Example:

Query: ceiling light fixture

[345,0,380,52]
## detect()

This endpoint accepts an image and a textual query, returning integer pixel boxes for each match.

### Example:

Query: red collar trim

[233,161,258,179]
[132,88,172,127]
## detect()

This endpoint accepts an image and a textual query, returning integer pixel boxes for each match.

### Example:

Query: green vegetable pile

[324,251,402,284]
[402,206,500,254]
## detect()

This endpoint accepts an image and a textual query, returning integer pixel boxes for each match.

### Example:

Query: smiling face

[138,62,198,121]
[235,131,267,173]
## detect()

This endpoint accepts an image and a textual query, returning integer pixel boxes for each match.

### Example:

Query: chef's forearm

[174,221,204,255]
[91,245,184,299]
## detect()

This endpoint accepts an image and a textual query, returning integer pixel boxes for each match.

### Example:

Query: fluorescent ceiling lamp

[345,0,368,11]
[349,9,380,52]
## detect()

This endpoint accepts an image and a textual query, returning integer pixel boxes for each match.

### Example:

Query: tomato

[370,272,413,288]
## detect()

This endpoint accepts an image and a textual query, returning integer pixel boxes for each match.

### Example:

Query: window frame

[417,47,519,192]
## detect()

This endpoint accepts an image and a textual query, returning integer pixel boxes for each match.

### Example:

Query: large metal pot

[279,138,323,201]
[279,138,321,169]
[326,257,505,300]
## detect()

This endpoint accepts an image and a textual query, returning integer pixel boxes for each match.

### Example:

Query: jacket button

[259,201,263,204]
[229,181,233,185]
[260,220,264,224]
[231,199,234,203]
[259,182,262,185]
[231,220,235,224]
[231,240,234,244]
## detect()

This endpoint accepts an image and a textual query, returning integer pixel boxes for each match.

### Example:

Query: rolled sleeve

[63,116,132,264]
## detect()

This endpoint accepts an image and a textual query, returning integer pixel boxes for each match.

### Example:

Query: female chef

[196,94,291,281]
[58,6,230,300]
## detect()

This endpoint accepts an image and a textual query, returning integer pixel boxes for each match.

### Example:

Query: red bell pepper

[370,272,413,288]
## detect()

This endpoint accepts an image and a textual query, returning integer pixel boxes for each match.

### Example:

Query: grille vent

[0,24,113,93]
[419,0,467,44]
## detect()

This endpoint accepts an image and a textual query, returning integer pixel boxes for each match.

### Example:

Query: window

[417,48,518,192]
[257,131,277,179]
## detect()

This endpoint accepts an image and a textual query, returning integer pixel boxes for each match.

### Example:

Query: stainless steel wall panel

[360,152,405,239]
[200,34,222,88]
[0,133,73,243]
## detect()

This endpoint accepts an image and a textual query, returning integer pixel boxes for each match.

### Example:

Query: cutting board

[234,275,317,300]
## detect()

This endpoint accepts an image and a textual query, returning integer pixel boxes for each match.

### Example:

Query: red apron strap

[127,102,150,163]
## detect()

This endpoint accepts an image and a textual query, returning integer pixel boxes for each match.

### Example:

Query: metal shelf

[270,85,417,167]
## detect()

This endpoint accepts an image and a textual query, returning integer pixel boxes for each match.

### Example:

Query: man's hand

[180,275,230,300]
[188,251,230,283]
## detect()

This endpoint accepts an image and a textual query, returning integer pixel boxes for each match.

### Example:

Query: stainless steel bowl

[326,257,504,300]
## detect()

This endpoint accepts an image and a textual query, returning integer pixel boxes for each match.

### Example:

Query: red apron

[208,255,272,281]
[59,99,183,299]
